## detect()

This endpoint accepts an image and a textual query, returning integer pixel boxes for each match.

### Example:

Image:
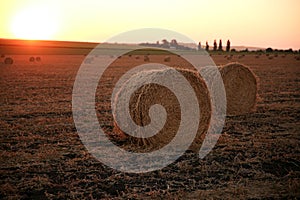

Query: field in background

[0,41,299,199]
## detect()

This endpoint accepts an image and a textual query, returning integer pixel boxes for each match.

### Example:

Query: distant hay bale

[36,56,41,62]
[1,54,5,58]
[135,56,140,59]
[29,57,35,62]
[84,57,94,64]
[219,62,258,116]
[143,55,150,62]
[227,55,233,60]
[113,68,211,152]
[164,56,171,62]
[238,54,245,59]
[4,57,13,65]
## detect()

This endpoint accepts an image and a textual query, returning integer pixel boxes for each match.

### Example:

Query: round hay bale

[143,55,150,62]
[219,62,258,115]
[84,57,94,64]
[135,56,140,59]
[29,57,35,62]
[113,68,211,153]
[36,56,41,62]
[164,56,171,62]
[4,57,13,65]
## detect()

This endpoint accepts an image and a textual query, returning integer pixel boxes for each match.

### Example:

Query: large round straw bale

[29,57,35,62]
[36,56,41,62]
[4,57,13,65]
[113,68,211,153]
[219,62,258,115]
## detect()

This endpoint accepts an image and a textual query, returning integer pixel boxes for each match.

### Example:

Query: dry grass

[0,54,299,199]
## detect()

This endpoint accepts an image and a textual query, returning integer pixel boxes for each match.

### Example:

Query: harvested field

[0,53,299,199]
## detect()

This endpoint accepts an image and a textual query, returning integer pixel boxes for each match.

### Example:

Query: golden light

[11,5,59,40]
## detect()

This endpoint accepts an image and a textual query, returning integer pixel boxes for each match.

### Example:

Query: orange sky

[0,0,299,49]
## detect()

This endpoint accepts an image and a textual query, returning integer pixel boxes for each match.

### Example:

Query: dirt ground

[0,53,299,199]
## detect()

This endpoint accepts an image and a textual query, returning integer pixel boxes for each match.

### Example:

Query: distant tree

[218,39,223,51]
[231,48,236,52]
[226,40,231,52]
[198,42,201,50]
[162,39,169,48]
[213,40,217,51]
[266,47,273,52]
[284,48,293,53]
[205,41,209,51]
[170,39,178,47]
[241,48,249,52]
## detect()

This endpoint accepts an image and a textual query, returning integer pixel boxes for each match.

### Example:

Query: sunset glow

[1,0,299,49]
[11,5,59,40]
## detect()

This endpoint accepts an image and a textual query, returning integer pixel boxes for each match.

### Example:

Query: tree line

[198,39,230,52]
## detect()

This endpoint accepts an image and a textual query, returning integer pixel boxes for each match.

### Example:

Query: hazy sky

[0,0,299,49]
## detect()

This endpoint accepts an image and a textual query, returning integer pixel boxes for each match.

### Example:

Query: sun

[11,5,59,40]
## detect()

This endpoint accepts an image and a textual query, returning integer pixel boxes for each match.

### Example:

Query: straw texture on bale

[113,68,211,152]
[219,62,258,115]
